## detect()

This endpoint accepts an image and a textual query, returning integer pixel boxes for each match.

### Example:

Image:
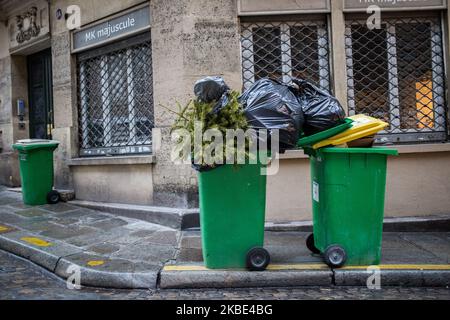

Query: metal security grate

[240,18,331,91]
[77,33,154,157]
[345,16,447,143]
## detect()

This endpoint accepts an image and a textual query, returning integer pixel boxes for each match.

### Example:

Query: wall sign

[72,5,150,53]
[238,0,331,16]
[344,0,447,12]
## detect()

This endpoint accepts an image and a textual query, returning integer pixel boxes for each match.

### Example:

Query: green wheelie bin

[304,147,398,267]
[12,139,60,206]
[198,158,270,270]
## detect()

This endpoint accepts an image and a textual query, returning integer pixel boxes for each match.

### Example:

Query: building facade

[0,0,449,222]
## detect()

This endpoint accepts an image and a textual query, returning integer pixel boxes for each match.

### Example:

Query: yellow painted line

[0,225,11,232]
[267,264,329,271]
[341,264,450,271]
[87,260,105,267]
[164,265,209,271]
[20,237,52,247]
[163,264,329,272]
[163,264,450,272]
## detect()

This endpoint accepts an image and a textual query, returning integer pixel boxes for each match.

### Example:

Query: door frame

[27,48,54,140]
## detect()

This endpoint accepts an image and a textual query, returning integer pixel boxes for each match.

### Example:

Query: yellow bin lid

[313,114,388,149]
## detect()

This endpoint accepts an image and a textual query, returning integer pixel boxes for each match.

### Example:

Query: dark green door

[28,49,54,139]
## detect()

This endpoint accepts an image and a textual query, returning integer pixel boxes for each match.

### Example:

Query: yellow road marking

[163,264,329,272]
[163,264,450,272]
[87,260,105,267]
[267,264,329,270]
[164,265,209,271]
[20,237,52,247]
[0,225,11,232]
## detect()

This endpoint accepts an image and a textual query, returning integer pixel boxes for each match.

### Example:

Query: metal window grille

[77,33,154,157]
[345,16,447,143]
[240,18,331,91]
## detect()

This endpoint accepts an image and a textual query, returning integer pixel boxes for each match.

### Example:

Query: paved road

[1,250,449,300]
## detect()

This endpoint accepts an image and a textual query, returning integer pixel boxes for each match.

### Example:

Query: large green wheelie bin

[12,139,60,206]
[304,147,398,267]
[198,158,270,270]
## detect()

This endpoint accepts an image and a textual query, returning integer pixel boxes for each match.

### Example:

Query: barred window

[240,18,331,91]
[345,15,447,143]
[77,33,154,157]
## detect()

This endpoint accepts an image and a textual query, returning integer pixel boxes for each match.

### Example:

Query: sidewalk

[0,186,449,289]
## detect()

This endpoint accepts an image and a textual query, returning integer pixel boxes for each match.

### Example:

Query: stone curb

[159,265,450,289]
[0,233,158,289]
[159,269,334,289]
[334,269,450,287]
[55,257,158,289]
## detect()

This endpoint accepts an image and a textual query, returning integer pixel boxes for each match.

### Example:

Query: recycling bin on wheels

[12,139,60,206]
[198,160,270,270]
[305,147,398,267]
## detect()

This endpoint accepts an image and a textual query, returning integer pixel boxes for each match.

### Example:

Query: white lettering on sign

[85,30,96,42]
[97,17,136,39]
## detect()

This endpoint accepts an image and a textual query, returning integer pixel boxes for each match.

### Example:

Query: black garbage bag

[293,79,346,136]
[239,78,305,151]
[194,76,231,114]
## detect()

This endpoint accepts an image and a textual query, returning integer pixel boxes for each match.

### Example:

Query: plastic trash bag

[194,76,231,114]
[239,78,305,151]
[293,79,346,136]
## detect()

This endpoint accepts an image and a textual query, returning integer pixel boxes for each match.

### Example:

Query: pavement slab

[399,233,450,263]
[0,211,26,224]
[0,196,21,206]
[89,218,129,231]
[111,242,178,264]
[381,233,447,264]
[40,203,79,213]
[14,207,52,218]
[0,189,180,289]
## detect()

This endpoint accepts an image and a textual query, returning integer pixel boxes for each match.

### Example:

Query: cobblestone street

[1,250,449,300]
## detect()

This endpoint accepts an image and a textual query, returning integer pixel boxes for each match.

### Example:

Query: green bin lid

[12,139,60,151]
[297,118,354,148]
[320,147,399,156]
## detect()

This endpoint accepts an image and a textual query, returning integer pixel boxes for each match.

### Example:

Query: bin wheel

[306,233,321,254]
[246,247,270,271]
[324,245,347,268]
[47,190,60,205]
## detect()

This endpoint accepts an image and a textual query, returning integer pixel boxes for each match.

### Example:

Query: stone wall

[150,0,242,207]
[0,21,28,186]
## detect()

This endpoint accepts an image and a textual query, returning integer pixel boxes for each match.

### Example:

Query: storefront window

[77,33,154,156]
[240,18,331,91]
[345,15,447,143]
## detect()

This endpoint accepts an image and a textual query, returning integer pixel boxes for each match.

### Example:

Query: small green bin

[12,139,60,206]
[198,159,268,270]
[306,147,398,267]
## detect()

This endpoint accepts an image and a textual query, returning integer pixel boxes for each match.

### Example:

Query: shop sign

[238,0,331,16]
[343,0,447,12]
[72,5,150,53]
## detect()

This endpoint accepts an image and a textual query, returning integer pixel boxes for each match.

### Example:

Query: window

[345,15,447,143]
[240,18,331,91]
[77,33,154,156]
